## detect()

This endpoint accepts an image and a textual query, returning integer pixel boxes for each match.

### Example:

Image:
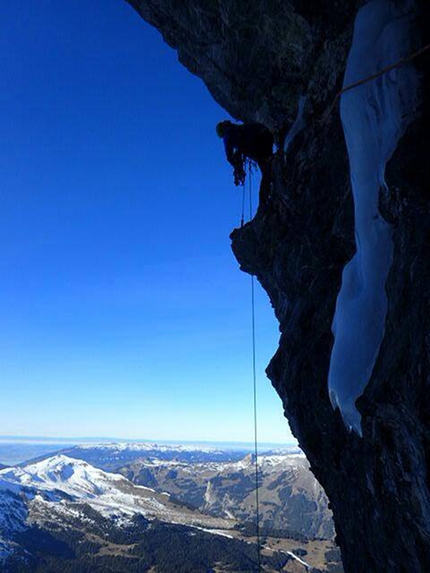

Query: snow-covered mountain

[34,444,331,538]
[55,442,249,471]
[21,445,331,538]
[0,454,314,573]
[0,454,232,530]
[0,448,342,572]
[0,454,245,572]
[2,454,125,497]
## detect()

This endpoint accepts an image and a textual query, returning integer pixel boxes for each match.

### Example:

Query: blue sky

[0,0,295,444]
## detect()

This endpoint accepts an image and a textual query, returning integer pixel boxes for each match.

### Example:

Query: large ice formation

[328,0,418,434]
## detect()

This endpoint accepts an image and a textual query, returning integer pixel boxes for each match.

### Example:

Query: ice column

[328,0,418,434]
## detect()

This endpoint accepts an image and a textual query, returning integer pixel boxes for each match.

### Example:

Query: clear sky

[0,0,295,444]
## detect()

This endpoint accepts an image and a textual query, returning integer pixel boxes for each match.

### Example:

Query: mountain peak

[0,453,124,499]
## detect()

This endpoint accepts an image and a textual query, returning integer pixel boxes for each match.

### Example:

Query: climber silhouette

[216,120,273,206]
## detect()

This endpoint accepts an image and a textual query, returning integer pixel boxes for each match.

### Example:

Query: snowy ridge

[0,455,232,531]
[0,454,124,498]
[127,450,306,475]
[229,453,306,471]
[328,0,419,434]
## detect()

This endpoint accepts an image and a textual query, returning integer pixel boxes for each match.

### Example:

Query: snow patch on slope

[0,455,233,531]
[287,550,312,569]
[328,0,419,434]
[195,527,234,539]
[0,488,28,563]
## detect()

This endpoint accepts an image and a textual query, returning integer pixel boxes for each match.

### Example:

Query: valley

[0,443,343,572]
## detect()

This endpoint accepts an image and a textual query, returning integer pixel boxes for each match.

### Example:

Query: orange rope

[320,42,430,123]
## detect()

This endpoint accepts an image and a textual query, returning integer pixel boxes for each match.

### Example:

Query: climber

[216,120,274,206]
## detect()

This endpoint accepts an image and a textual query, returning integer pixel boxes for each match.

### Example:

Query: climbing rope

[320,41,430,123]
[248,164,261,572]
[240,182,246,228]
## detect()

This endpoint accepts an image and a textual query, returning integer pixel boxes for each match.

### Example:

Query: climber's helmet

[216,120,232,138]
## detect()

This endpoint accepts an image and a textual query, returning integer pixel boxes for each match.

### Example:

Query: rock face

[127,1,430,571]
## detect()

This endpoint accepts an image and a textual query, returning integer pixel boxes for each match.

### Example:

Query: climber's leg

[232,152,246,186]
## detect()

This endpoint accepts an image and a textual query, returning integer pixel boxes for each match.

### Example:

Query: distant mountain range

[117,451,333,539]
[59,442,251,469]
[55,443,332,538]
[0,443,343,572]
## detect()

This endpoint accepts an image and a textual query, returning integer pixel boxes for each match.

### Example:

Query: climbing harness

[247,165,262,572]
[320,42,430,123]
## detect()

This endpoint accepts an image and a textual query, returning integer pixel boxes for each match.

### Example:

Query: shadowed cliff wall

[126,1,430,570]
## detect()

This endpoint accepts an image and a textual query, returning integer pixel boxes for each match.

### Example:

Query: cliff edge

[127,1,430,571]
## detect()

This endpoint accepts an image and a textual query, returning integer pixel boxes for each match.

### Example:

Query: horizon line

[0,434,297,447]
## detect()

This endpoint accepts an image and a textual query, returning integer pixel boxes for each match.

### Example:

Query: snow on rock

[0,488,28,563]
[0,540,16,563]
[328,0,419,434]
[0,490,28,535]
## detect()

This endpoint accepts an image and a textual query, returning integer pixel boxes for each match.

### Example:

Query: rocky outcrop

[127,1,430,571]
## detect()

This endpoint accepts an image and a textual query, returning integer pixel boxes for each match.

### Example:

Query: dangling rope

[240,182,246,228]
[248,162,261,572]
